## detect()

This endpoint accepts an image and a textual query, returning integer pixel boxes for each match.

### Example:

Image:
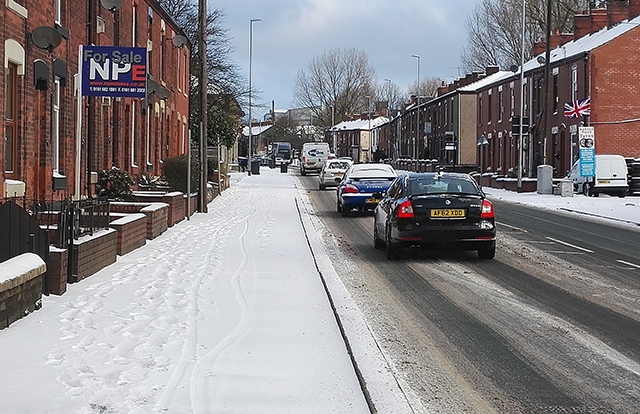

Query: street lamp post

[412,54,420,169]
[384,78,392,159]
[367,95,372,162]
[517,0,526,191]
[248,18,261,176]
[198,0,208,212]
[331,104,336,156]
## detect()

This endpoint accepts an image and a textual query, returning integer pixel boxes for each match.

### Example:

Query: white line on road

[497,222,528,232]
[545,237,594,253]
[616,260,640,269]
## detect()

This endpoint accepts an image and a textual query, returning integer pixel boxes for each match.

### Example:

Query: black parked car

[373,172,496,260]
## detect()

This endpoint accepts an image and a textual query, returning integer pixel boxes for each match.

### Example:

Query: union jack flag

[564,98,591,118]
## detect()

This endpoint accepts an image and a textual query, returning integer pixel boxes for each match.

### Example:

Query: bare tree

[407,77,443,100]
[375,80,404,117]
[293,47,376,128]
[158,0,246,148]
[461,0,591,72]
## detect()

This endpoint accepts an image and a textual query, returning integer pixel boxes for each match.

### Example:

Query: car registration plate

[597,179,610,184]
[365,197,380,204]
[430,208,466,218]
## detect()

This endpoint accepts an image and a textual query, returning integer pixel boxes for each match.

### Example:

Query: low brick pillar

[140,203,169,239]
[110,213,147,255]
[48,247,68,295]
[0,253,46,329]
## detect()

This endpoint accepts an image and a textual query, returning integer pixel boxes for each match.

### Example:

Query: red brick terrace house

[2,0,191,202]
[474,1,640,178]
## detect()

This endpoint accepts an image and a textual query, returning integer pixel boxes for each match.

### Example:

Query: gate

[0,200,51,295]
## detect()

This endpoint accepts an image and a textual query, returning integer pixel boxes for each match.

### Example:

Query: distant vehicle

[271,142,292,166]
[567,154,629,197]
[373,172,496,260]
[318,159,352,190]
[300,142,330,175]
[336,163,396,217]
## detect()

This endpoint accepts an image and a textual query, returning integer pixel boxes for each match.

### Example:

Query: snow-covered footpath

[0,169,411,414]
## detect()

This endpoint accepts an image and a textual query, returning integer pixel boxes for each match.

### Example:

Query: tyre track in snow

[155,189,260,412]
[189,205,255,413]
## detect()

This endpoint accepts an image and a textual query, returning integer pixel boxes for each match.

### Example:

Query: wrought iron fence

[1,196,110,283]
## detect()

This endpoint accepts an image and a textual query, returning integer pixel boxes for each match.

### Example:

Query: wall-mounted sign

[579,126,595,177]
[81,45,147,98]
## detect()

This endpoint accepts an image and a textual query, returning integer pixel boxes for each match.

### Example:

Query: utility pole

[198,0,208,212]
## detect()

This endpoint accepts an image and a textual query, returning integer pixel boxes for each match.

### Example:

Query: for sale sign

[81,46,147,98]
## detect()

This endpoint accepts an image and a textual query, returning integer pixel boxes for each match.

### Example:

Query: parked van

[300,142,330,175]
[567,154,629,197]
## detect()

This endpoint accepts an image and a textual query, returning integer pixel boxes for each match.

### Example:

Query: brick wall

[110,202,169,240]
[71,229,117,283]
[109,213,147,255]
[0,253,46,329]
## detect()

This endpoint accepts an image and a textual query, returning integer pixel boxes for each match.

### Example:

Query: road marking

[497,222,528,232]
[616,260,640,269]
[545,237,594,253]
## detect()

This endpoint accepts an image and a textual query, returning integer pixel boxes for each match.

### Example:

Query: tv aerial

[30,26,63,52]
[100,0,122,12]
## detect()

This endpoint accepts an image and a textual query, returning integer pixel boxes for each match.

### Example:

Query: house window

[132,5,138,46]
[130,101,138,167]
[52,77,61,172]
[498,86,503,122]
[553,73,559,114]
[5,63,17,175]
[487,90,493,124]
[571,64,578,101]
[478,94,483,126]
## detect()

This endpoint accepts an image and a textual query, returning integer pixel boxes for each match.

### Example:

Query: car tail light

[343,184,359,193]
[397,200,414,219]
[480,200,494,219]
[302,156,307,163]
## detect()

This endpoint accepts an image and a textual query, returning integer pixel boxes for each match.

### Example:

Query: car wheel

[477,241,496,260]
[301,167,306,176]
[373,225,384,250]
[319,182,325,190]
[583,183,590,196]
[341,205,350,217]
[337,200,342,213]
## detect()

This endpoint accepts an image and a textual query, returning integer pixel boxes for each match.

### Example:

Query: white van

[300,142,330,175]
[567,154,629,197]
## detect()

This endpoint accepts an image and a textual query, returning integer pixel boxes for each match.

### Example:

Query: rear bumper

[341,193,380,210]
[390,224,496,250]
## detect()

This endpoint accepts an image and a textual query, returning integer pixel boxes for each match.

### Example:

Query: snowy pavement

[483,187,640,227]
[0,168,412,414]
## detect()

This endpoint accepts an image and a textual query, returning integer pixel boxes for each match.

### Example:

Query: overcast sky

[221,0,483,119]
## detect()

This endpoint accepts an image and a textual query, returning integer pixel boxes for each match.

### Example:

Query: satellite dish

[30,26,62,52]
[156,86,171,100]
[146,79,159,95]
[100,0,122,12]
[510,65,518,73]
[537,55,546,65]
[172,35,189,49]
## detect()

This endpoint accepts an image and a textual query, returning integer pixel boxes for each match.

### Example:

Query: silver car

[318,160,353,190]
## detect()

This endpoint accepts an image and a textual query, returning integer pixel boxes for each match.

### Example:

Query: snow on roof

[458,15,640,93]
[242,124,273,137]
[531,14,640,69]
[457,70,514,92]
[330,116,389,131]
